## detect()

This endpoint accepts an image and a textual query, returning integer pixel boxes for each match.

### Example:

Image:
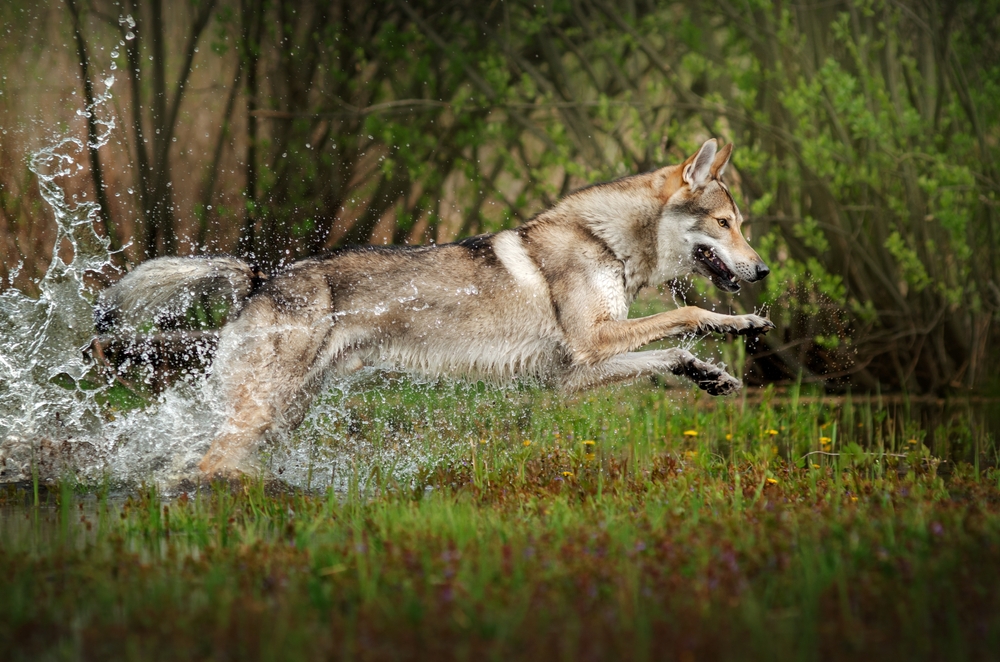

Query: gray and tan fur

[96,139,773,477]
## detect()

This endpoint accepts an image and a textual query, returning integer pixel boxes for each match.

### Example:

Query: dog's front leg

[568,306,773,364]
[561,349,741,395]
[691,309,775,337]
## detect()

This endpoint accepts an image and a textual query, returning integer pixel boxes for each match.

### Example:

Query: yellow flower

[479,439,488,445]
[811,463,821,469]
[819,437,832,443]
[562,471,574,478]
[907,439,918,445]
[767,429,779,436]
[522,440,532,447]
[725,433,732,441]
[683,430,698,437]
[584,453,596,462]
[582,440,596,446]
[766,477,778,485]
[850,496,858,502]
[684,450,699,459]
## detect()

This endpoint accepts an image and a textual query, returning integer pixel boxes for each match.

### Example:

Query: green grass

[2,381,1000,661]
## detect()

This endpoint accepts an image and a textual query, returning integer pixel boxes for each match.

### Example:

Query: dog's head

[658,140,769,293]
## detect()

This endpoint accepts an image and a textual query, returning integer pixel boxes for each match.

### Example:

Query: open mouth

[693,245,741,293]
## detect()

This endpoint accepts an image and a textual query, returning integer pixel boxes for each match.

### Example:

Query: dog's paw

[700,314,774,337]
[733,314,775,336]
[672,357,742,396]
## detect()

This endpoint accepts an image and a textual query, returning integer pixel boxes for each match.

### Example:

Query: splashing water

[0,70,223,489]
[0,71,120,483]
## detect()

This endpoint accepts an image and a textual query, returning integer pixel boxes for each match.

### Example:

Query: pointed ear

[682,139,717,191]
[710,142,733,179]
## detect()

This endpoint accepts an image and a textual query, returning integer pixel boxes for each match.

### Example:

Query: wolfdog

[96,139,773,477]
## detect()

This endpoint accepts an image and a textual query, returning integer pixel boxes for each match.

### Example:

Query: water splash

[0,72,117,482]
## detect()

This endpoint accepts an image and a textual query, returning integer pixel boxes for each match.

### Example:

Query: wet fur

[96,139,773,477]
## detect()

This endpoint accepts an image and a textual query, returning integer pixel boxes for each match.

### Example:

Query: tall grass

[2,382,999,660]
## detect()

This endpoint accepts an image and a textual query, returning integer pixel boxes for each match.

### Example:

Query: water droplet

[126,31,135,40]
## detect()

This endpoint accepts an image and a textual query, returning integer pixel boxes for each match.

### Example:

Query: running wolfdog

[96,139,773,477]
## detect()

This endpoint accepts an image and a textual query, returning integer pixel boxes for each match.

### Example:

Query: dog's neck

[561,165,691,297]
[650,209,699,285]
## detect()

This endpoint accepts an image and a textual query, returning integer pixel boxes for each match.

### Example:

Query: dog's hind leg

[561,349,741,396]
[198,314,342,478]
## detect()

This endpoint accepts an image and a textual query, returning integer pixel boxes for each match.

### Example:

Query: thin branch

[156,0,219,187]
[197,55,244,250]
[65,0,118,252]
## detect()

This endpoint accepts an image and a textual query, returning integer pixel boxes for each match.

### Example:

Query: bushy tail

[94,257,265,333]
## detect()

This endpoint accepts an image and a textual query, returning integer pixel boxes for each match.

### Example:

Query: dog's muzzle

[751,262,770,282]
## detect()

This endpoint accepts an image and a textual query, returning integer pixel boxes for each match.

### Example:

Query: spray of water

[0,70,119,484]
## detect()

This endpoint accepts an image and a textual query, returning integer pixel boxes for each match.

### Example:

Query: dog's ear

[682,139,717,191]
[711,142,733,179]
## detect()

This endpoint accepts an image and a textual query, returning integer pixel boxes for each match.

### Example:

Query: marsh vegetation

[3,383,1000,660]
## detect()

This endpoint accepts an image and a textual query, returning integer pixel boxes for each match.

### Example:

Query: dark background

[1,0,997,394]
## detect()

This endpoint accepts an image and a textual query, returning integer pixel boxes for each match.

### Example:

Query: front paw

[732,314,775,336]
[701,314,774,337]
[673,357,742,396]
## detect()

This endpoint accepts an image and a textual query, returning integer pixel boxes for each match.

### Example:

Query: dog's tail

[94,256,267,333]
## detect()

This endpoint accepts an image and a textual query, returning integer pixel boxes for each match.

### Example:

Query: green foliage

[4,0,996,390]
[712,0,999,390]
[885,231,932,294]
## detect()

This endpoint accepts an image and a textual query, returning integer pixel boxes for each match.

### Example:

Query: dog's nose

[755,263,770,281]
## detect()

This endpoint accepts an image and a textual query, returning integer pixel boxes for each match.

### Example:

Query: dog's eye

[716,218,730,229]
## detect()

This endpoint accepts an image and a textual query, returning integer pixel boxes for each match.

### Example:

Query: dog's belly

[370,299,566,382]
[374,331,564,382]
